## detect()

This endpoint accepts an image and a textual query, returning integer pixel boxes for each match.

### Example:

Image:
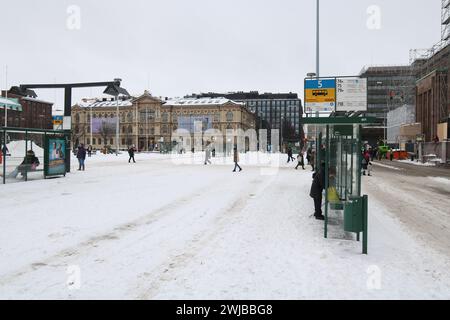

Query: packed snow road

[0,153,449,299]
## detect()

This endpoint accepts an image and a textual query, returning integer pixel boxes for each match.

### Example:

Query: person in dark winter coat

[310,150,316,172]
[128,145,136,163]
[295,152,305,170]
[310,162,326,220]
[232,147,242,172]
[362,151,372,176]
[77,144,87,171]
[287,147,295,163]
[9,150,40,178]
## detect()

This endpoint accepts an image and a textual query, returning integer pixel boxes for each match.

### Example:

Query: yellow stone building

[71,91,256,151]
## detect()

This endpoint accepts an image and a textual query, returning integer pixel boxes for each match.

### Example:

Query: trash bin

[344,197,363,233]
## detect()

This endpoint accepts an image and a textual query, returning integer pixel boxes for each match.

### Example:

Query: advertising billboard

[305,79,336,113]
[92,117,117,134]
[178,115,213,133]
[44,136,66,177]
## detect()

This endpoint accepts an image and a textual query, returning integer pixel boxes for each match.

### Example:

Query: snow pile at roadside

[428,177,450,187]
[398,160,435,167]
[371,162,403,171]
[6,140,44,158]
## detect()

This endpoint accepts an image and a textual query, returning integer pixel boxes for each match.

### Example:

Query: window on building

[127,112,133,122]
[162,112,169,122]
[93,138,96,145]
[86,138,90,145]
[110,138,113,145]
[226,111,233,122]
[98,138,102,145]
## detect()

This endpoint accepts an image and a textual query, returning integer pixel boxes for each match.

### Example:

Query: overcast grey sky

[0,0,443,109]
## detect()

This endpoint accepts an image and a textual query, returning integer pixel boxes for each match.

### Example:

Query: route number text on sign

[305,79,336,113]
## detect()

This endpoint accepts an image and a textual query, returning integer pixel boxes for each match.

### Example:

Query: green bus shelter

[303,116,377,254]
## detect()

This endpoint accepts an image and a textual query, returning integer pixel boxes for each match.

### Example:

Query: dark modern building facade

[359,66,417,145]
[186,91,304,148]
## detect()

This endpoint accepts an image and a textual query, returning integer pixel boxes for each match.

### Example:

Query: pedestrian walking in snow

[310,162,325,220]
[128,145,136,163]
[361,151,372,176]
[310,150,316,172]
[389,149,394,161]
[295,152,305,170]
[77,144,86,171]
[87,145,92,157]
[232,146,242,172]
[204,145,212,165]
[287,147,295,163]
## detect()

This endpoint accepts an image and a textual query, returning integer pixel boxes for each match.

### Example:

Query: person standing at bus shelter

[77,144,87,171]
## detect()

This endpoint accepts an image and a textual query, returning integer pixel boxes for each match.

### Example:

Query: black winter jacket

[310,170,325,198]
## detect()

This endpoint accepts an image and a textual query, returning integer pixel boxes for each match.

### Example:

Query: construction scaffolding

[443,0,450,44]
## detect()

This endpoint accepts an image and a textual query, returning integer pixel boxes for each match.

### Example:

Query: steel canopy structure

[18,80,130,172]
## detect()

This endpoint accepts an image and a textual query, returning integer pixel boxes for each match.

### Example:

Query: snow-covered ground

[0,152,449,299]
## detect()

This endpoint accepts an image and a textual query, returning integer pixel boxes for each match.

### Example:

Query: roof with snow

[22,97,54,106]
[77,98,133,108]
[165,97,245,107]
[0,97,22,111]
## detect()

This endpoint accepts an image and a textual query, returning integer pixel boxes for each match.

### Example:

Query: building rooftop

[187,91,300,100]
[77,97,133,108]
[165,97,245,107]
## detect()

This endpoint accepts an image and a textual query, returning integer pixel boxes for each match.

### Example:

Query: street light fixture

[103,78,130,156]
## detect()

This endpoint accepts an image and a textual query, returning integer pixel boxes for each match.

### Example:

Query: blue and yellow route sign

[304,79,336,113]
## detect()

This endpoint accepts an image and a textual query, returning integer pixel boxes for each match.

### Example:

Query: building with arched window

[72,92,256,151]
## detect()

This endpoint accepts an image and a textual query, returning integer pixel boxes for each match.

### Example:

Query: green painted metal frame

[1,127,69,184]
[309,118,374,254]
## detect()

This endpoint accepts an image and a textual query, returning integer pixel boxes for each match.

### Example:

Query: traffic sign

[305,79,336,113]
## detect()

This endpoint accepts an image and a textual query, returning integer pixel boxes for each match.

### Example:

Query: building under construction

[359,65,417,145]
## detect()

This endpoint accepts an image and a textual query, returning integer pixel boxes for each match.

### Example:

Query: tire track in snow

[133,175,277,299]
[0,182,221,288]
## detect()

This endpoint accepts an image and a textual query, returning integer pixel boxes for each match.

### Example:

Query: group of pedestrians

[75,143,138,171]
[203,145,242,172]
[286,146,315,172]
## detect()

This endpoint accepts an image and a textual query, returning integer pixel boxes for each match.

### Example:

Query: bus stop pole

[64,87,72,173]
[2,130,5,184]
[363,194,368,254]
[324,125,329,238]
